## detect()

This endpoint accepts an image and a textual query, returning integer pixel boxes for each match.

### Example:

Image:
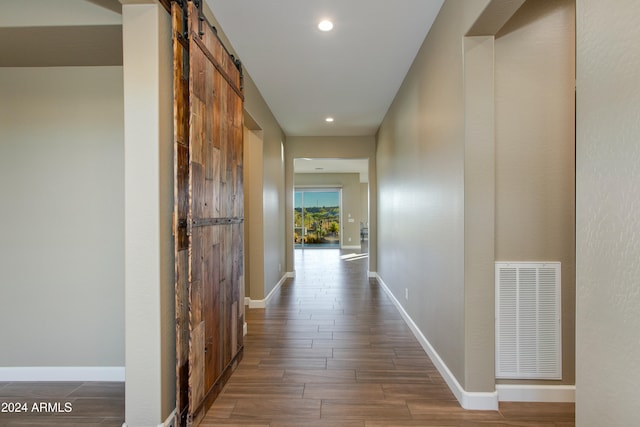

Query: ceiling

[205,0,444,137]
[3,0,444,179]
[3,0,444,136]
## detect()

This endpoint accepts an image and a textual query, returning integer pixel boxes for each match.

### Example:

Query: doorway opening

[294,188,341,249]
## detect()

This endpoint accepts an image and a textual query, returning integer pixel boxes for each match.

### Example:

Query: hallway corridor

[202,249,575,426]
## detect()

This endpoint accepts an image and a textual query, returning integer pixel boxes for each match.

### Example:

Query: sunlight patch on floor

[341,252,369,261]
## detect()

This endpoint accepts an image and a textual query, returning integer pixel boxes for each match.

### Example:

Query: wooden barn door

[172,2,244,426]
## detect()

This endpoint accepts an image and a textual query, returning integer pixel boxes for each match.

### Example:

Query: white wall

[0,66,124,370]
[576,0,640,425]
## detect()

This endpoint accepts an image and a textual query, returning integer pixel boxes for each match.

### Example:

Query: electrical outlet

[278,263,282,273]
[348,237,351,242]
[405,288,409,300]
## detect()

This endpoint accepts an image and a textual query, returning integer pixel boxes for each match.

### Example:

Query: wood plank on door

[173,2,245,426]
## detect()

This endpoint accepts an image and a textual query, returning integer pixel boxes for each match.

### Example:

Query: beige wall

[0,2,177,424]
[0,0,121,27]
[295,173,362,248]
[377,0,575,397]
[244,128,265,300]
[122,2,175,424]
[360,183,369,232]
[377,0,491,392]
[285,136,377,273]
[576,0,640,424]
[205,4,288,301]
[0,66,124,369]
[463,34,496,392]
[243,77,287,299]
[495,0,576,385]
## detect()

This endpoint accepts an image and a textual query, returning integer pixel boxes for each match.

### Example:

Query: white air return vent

[495,262,561,379]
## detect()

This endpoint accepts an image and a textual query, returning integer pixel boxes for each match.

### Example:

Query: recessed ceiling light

[318,20,334,32]
[325,117,334,123]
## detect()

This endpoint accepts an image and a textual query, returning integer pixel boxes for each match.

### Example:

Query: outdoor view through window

[294,190,340,248]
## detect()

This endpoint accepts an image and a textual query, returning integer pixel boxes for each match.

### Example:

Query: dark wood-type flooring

[0,381,124,426]
[203,247,575,426]
[0,247,574,426]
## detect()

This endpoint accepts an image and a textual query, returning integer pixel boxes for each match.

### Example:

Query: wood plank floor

[0,247,574,426]
[0,381,124,426]
[203,247,575,427]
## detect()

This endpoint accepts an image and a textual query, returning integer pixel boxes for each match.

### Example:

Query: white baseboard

[0,366,125,382]
[243,322,248,336]
[248,300,265,309]
[244,297,251,306]
[342,245,362,250]
[159,408,176,427]
[248,273,288,308]
[375,274,498,411]
[496,384,575,402]
[368,271,377,278]
[122,408,176,427]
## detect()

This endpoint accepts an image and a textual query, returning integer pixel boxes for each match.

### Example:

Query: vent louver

[495,262,561,379]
